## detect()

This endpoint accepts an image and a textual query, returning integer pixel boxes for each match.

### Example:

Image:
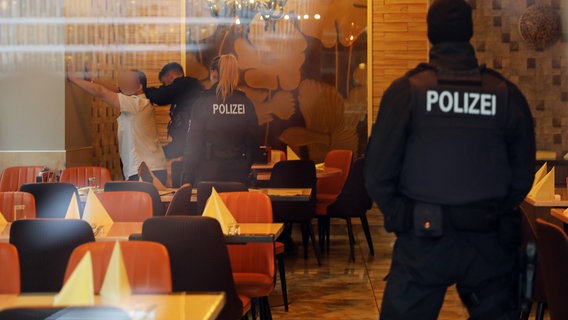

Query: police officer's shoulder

[406,63,437,77]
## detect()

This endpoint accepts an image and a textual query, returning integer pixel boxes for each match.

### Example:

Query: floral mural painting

[278,79,359,163]
[235,15,307,91]
[287,0,367,47]
[185,0,368,161]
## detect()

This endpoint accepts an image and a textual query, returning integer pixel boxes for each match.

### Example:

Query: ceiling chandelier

[206,0,288,31]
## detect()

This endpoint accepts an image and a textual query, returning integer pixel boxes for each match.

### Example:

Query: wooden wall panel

[371,0,428,121]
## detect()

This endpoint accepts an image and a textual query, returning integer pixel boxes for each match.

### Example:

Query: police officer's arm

[502,82,536,212]
[365,78,414,231]
[145,77,203,106]
[181,98,206,183]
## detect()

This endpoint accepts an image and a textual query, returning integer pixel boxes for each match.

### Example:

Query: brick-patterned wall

[371,0,429,120]
[470,0,567,155]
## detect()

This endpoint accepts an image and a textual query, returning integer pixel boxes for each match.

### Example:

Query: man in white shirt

[66,61,167,183]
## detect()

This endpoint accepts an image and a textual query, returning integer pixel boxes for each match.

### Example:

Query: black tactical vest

[400,64,512,205]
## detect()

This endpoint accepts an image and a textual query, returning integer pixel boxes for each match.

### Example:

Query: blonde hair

[211,54,239,102]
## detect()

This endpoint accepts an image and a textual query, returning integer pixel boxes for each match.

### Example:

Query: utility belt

[412,200,503,238]
[205,142,247,161]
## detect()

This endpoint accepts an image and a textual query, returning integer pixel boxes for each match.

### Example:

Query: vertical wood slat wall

[371,0,428,121]
[65,1,180,180]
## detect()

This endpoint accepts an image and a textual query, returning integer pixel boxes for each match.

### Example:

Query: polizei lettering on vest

[212,104,246,115]
[426,90,496,116]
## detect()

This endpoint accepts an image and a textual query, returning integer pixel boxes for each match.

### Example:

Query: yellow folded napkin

[64,194,81,220]
[138,161,167,191]
[202,188,237,235]
[82,189,114,234]
[100,242,132,301]
[528,167,555,201]
[287,146,301,160]
[532,162,547,189]
[0,211,7,226]
[315,163,325,170]
[53,251,95,306]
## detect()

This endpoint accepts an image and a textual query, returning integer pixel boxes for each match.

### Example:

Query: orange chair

[0,191,36,222]
[60,166,112,188]
[0,166,43,192]
[96,191,153,222]
[0,243,20,294]
[315,150,353,249]
[63,241,172,294]
[219,192,275,318]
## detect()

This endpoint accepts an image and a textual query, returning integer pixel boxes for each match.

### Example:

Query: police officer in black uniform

[181,55,260,185]
[145,62,203,159]
[365,1,535,319]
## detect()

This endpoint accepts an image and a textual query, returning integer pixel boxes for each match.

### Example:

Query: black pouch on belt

[413,203,443,238]
[447,202,500,232]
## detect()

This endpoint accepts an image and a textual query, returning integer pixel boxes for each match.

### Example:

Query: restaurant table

[520,187,568,227]
[252,163,342,181]
[79,188,183,204]
[0,222,284,244]
[0,292,225,320]
[249,188,312,202]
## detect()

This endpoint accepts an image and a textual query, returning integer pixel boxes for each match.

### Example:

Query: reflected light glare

[235,18,241,25]
[297,15,301,20]
[314,14,321,20]
[303,14,309,20]
[283,14,289,20]
[358,63,366,69]
[349,35,354,41]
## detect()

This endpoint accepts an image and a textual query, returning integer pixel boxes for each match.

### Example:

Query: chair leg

[276,254,289,312]
[536,302,546,320]
[300,223,309,260]
[318,216,325,251]
[360,214,374,256]
[306,220,322,266]
[325,217,331,253]
[346,217,356,262]
[258,296,272,320]
[519,301,531,320]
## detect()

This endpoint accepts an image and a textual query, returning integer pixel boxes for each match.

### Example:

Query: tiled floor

[269,207,547,319]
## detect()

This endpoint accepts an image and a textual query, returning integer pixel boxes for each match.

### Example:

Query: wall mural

[185,0,368,163]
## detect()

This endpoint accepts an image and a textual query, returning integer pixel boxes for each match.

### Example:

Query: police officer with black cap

[181,54,260,185]
[365,0,535,319]
[145,62,203,159]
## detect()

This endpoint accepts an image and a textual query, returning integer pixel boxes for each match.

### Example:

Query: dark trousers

[380,225,519,320]
[128,170,167,185]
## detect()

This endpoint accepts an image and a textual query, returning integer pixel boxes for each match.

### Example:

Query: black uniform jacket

[181,84,260,183]
[365,42,536,228]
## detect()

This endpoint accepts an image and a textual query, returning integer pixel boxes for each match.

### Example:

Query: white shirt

[117,93,167,179]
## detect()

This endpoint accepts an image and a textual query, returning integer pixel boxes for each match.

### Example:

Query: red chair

[315,150,353,249]
[60,166,112,188]
[0,243,20,294]
[0,191,36,222]
[535,218,568,320]
[0,166,43,192]
[96,191,153,222]
[64,241,172,294]
[219,192,276,319]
